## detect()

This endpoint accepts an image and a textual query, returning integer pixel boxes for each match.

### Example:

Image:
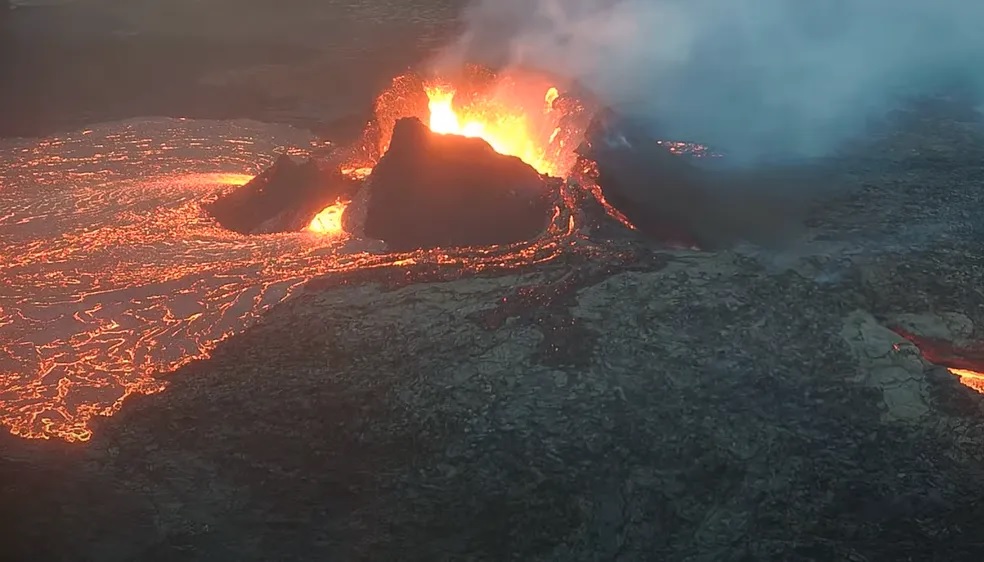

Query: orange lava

[0,68,628,442]
[893,329,984,395]
[342,67,587,180]
[570,157,637,231]
[424,83,562,176]
[340,167,373,181]
[308,200,348,236]
[948,368,984,393]
[308,71,589,236]
[0,114,584,442]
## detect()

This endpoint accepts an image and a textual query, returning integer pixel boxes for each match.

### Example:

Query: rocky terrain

[3,110,984,561]
[3,2,984,562]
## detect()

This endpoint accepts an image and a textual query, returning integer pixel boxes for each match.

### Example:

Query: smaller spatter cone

[577,109,712,248]
[362,116,555,251]
[204,154,362,235]
[578,109,805,250]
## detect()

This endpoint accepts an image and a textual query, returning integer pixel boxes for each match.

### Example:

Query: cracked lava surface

[0,118,582,442]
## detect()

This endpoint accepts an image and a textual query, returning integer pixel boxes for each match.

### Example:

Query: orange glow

[340,167,372,180]
[949,368,984,393]
[544,87,560,109]
[338,67,593,180]
[308,200,348,236]
[570,157,637,231]
[895,329,984,396]
[423,83,561,176]
[209,172,257,186]
[0,116,586,442]
[1,69,621,443]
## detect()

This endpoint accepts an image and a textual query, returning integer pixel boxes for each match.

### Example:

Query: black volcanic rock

[362,117,554,250]
[578,110,712,246]
[579,110,803,249]
[205,155,361,234]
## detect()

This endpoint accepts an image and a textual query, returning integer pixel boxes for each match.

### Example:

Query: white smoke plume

[434,0,984,163]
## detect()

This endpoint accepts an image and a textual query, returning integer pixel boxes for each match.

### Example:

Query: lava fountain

[422,83,562,176]
[0,70,594,442]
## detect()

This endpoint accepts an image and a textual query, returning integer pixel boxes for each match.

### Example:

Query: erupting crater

[0,67,616,442]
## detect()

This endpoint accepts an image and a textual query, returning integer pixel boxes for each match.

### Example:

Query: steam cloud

[434,0,984,163]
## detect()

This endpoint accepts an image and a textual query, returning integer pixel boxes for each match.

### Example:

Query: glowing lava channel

[0,117,578,442]
[949,368,984,393]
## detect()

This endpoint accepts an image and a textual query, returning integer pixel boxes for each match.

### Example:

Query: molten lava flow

[0,117,584,442]
[949,368,984,393]
[308,201,348,236]
[657,140,717,158]
[2,70,610,443]
[423,83,561,176]
[570,157,637,231]
[893,329,984,395]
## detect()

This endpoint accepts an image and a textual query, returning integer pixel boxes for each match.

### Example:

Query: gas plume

[434,0,984,163]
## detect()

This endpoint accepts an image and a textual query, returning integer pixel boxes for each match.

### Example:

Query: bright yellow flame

[545,87,559,109]
[427,87,462,135]
[308,201,348,236]
[424,84,559,176]
[340,166,373,180]
[949,368,984,393]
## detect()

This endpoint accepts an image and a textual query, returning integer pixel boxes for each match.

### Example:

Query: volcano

[205,154,361,235]
[200,63,803,258]
[202,69,748,251]
[8,6,984,561]
[204,67,598,249]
